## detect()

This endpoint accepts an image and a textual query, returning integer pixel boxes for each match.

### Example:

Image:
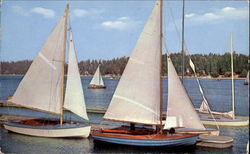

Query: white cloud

[166,6,248,32]
[118,16,130,20]
[102,21,127,30]
[73,9,88,17]
[11,6,29,16]
[90,8,105,15]
[199,13,220,21]
[31,7,55,18]
[187,7,248,23]
[101,17,139,30]
[185,13,195,18]
[221,7,235,12]
[72,8,104,18]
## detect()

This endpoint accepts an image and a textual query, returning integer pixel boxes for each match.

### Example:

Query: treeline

[1,52,249,77]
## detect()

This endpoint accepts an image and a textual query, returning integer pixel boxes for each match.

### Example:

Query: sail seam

[113,95,159,117]
[130,58,159,73]
[38,53,56,70]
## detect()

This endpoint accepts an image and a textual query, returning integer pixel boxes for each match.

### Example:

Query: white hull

[4,124,91,138]
[201,119,249,127]
[175,128,219,136]
[196,108,233,117]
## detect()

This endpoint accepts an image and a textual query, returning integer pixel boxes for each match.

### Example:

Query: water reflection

[1,128,92,153]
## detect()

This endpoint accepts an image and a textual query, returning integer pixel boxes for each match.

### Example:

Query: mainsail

[89,65,104,86]
[64,30,88,120]
[103,1,161,125]
[164,55,205,130]
[12,16,66,114]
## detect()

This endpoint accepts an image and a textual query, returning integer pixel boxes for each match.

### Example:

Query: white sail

[199,100,211,112]
[245,71,249,84]
[64,30,88,120]
[89,65,104,86]
[164,55,205,130]
[103,1,161,125]
[12,16,66,114]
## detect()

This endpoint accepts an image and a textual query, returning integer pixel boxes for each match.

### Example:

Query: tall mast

[231,34,235,119]
[159,0,163,133]
[181,0,185,82]
[60,4,69,125]
[0,0,2,75]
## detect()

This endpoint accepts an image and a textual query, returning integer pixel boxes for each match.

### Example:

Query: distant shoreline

[0,74,246,79]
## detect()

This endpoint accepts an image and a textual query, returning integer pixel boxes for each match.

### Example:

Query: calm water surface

[0,76,249,153]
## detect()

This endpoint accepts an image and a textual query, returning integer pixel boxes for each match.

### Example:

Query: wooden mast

[60,4,69,126]
[230,34,235,119]
[181,0,185,82]
[159,0,163,133]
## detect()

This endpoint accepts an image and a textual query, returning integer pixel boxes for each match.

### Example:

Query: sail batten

[63,30,88,120]
[103,1,161,125]
[12,16,66,114]
[164,55,205,130]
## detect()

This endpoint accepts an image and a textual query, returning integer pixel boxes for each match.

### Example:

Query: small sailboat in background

[92,0,200,147]
[4,4,91,138]
[198,35,249,127]
[88,65,106,89]
[244,71,249,85]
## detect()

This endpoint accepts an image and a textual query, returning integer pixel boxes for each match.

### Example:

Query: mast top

[64,3,69,18]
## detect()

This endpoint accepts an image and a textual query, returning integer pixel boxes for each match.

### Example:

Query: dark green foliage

[239,69,248,77]
[0,53,248,77]
[210,71,219,78]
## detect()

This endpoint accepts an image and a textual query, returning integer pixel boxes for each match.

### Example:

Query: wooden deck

[197,134,233,149]
[0,115,119,131]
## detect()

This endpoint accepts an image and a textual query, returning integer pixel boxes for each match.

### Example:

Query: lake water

[0,76,249,153]
[0,76,249,115]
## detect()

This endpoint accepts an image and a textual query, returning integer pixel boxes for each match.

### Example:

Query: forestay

[89,65,104,86]
[103,1,161,125]
[12,16,66,114]
[164,55,205,130]
[64,30,88,120]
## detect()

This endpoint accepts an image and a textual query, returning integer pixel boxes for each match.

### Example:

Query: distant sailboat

[244,71,249,85]
[4,5,91,138]
[92,0,201,147]
[198,35,249,126]
[88,65,106,89]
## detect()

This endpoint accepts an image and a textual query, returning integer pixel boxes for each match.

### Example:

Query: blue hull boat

[92,129,199,147]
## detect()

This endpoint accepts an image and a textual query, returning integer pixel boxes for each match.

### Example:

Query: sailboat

[91,0,200,147]
[163,53,218,136]
[88,65,106,89]
[161,0,218,135]
[244,71,249,85]
[198,35,249,126]
[3,5,91,138]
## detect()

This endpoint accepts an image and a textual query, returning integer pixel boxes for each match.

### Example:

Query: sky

[1,0,249,61]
